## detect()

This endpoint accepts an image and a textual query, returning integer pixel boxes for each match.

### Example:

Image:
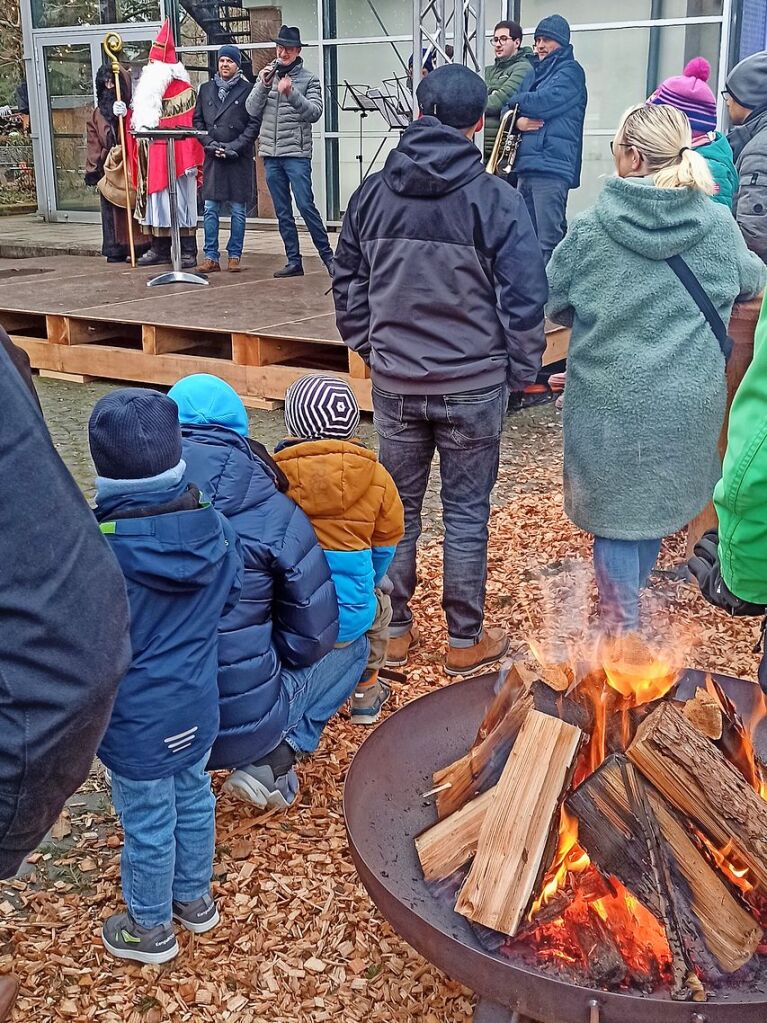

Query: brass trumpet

[486,105,521,178]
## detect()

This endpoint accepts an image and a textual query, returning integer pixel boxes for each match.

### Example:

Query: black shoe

[273,262,304,278]
[137,247,171,267]
[181,256,197,269]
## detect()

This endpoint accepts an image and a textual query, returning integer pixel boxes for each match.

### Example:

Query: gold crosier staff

[103,32,136,267]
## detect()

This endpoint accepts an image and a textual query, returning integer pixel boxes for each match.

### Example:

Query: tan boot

[196,258,220,273]
[385,626,420,668]
[0,975,19,1022]
[444,627,510,677]
[228,257,241,273]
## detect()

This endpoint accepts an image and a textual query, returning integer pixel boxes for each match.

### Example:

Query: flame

[698,836,754,895]
[601,634,681,706]
[530,806,590,917]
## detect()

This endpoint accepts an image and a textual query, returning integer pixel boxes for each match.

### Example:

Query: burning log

[573,903,628,989]
[454,710,583,936]
[568,754,762,977]
[627,701,767,893]
[416,786,496,882]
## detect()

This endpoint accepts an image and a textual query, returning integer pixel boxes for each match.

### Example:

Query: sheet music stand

[338,82,380,185]
[132,127,209,288]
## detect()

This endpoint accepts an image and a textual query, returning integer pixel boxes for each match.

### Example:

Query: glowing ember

[530,806,590,916]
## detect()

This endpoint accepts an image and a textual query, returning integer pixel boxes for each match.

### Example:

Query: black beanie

[416,64,487,129]
[89,388,182,480]
[217,44,242,67]
[534,14,571,47]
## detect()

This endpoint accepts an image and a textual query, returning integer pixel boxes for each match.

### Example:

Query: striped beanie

[284,375,360,441]
[647,57,717,135]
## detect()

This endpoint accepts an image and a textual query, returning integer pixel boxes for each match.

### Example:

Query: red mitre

[149,18,178,64]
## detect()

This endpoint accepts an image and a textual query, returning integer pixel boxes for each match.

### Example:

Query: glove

[112,100,127,118]
[0,105,12,118]
[688,531,767,617]
[224,147,238,159]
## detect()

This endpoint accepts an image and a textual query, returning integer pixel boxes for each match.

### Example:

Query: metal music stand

[132,127,209,288]
[338,82,380,185]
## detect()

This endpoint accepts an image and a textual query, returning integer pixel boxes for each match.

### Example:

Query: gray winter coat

[729,107,767,263]
[245,59,321,159]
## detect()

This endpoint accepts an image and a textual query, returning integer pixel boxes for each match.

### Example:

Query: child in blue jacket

[88,389,242,964]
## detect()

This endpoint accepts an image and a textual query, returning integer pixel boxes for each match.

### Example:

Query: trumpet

[486,105,521,178]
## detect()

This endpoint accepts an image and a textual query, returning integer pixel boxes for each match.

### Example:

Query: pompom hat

[647,57,717,135]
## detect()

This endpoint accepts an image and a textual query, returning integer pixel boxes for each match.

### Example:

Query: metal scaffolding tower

[411,0,486,100]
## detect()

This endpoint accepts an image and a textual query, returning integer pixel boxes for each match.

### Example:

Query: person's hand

[688,531,767,616]
[0,105,12,118]
[112,100,128,118]
[259,62,276,87]
[517,116,544,132]
[277,75,293,97]
[224,147,238,159]
[214,147,227,158]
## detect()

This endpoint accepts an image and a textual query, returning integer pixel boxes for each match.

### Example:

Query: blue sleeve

[508,64,585,121]
[371,545,396,585]
[219,514,244,616]
[271,501,340,667]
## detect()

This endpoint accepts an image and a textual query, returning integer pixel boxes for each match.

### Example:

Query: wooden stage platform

[0,252,568,410]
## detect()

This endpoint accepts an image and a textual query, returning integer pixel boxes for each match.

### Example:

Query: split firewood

[416,787,496,882]
[681,689,723,741]
[454,710,583,936]
[573,903,628,989]
[627,702,767,893]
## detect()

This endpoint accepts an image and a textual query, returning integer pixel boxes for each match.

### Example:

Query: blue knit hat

[217,44,242,67]
[88,388,182,480]
[284,375,360,441]
[534,15,570,47]
[168,373,249,437]
[416,63,487,129]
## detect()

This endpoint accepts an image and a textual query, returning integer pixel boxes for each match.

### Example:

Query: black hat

[274,25,303,48]
[416,63,487,129]
[217,44,242,67]
[88,388,182,480]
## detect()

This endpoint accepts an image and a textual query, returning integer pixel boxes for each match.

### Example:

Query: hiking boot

[172,893,219,934]
[101,912,178,964]
[350,679,391,726]
[273,262,304,278]
[385,627,420,668]
[227,257,241,273]
[197,258,220,273]
[0,975,19,1022]
[444,628,511,677]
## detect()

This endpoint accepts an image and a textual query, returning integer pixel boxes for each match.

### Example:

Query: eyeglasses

[492,35,513,43]
[720,89,731,100]
[609,141,634,154]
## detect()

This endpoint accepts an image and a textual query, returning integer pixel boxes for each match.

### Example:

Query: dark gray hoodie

[726,51,767,261]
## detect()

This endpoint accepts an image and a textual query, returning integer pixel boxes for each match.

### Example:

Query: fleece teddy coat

[546,175,765,540]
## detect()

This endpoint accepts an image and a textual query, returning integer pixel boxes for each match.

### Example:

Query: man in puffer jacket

[484,20,534,160]
[504,14,587,263]
[724,50,767,262]
[246,25,334,278]
[168,374,367,812]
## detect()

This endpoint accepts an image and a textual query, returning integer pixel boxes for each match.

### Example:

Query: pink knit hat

[647,57,717,135]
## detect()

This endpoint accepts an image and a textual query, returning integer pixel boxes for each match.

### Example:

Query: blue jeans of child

[517,173,570,264]
[280,634,369,754]
[593,536,663,633]
[373,384,506,645]
[263,156,333,265]
[110,752,215,928]
[203,200,247,261]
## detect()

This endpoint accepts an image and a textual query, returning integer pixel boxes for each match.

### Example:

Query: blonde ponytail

[614,103,715,195]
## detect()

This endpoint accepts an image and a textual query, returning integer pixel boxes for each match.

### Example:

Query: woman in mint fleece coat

[547,104,765,632]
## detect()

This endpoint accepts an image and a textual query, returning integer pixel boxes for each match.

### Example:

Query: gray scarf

[214,71,241,103]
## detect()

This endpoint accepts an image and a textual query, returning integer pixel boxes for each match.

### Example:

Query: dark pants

[263,156,333,265]
[518,173,570,264]
[373,383,506,644]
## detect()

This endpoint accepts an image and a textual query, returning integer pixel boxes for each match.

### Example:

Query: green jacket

[484,47,534,158]
[547,176,765,541]
[714,295,767,602]
[696,131,739,210]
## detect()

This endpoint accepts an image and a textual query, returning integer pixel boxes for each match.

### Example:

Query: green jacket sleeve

[486,57,533,117]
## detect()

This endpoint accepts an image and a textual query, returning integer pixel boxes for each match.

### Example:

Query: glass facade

[32,0,161,30]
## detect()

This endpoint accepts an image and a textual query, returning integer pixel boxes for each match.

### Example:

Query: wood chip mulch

[1,460,761,1023]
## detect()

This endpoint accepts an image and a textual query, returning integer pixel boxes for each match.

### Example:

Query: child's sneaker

[101,912,178,964]
[350,679,391,726]
[172,893,219,934]
[223,764,299,811]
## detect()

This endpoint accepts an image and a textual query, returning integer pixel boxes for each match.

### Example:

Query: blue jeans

[518,173,569,264]
[263,156,333,265]
[110,752,215,928]
[593,536,663,633]
[280,634,369,754]
[203,200,247,261]
[373,384,506,644]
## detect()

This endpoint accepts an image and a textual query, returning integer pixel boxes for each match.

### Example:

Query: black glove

[688,531,767,616]
[224,147,238,159]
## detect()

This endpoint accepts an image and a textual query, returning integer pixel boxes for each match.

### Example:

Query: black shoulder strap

[666,254,733,362]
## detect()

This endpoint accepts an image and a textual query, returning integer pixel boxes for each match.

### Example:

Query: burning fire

[530,806,589,916]
[601,633,681,705]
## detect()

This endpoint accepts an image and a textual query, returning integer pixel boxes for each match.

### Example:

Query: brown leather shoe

[444,627,510,677]
[228,257,241,273]
[196,258,220,273]
[0,975,19,1021]
[385,627,420,668]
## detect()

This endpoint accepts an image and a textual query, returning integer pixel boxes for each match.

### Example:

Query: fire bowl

[343,669,767,1023]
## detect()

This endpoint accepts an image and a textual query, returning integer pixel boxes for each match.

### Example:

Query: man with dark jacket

[504,14,587,263]
[725,50,767,262]
[194,45,260,273]
[245,25,334,278]
[333,64,548,678]
[484,20,534,160]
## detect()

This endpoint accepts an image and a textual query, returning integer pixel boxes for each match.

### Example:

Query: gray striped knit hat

[284,374,361,440]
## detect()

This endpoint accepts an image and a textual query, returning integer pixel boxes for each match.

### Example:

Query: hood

[181,423,282,515]
[594,176,712,260]
[98,501,231,593]
[169,373,250,437]
[382,117,486,197]
[695,131,732,167]
[496,46,534,69]
[728,107,767,162]
[274,440,377,518]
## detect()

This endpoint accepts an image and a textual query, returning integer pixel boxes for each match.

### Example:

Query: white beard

[131,61,191,130]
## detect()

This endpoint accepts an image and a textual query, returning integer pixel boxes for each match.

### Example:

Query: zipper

[273,87,280,151]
